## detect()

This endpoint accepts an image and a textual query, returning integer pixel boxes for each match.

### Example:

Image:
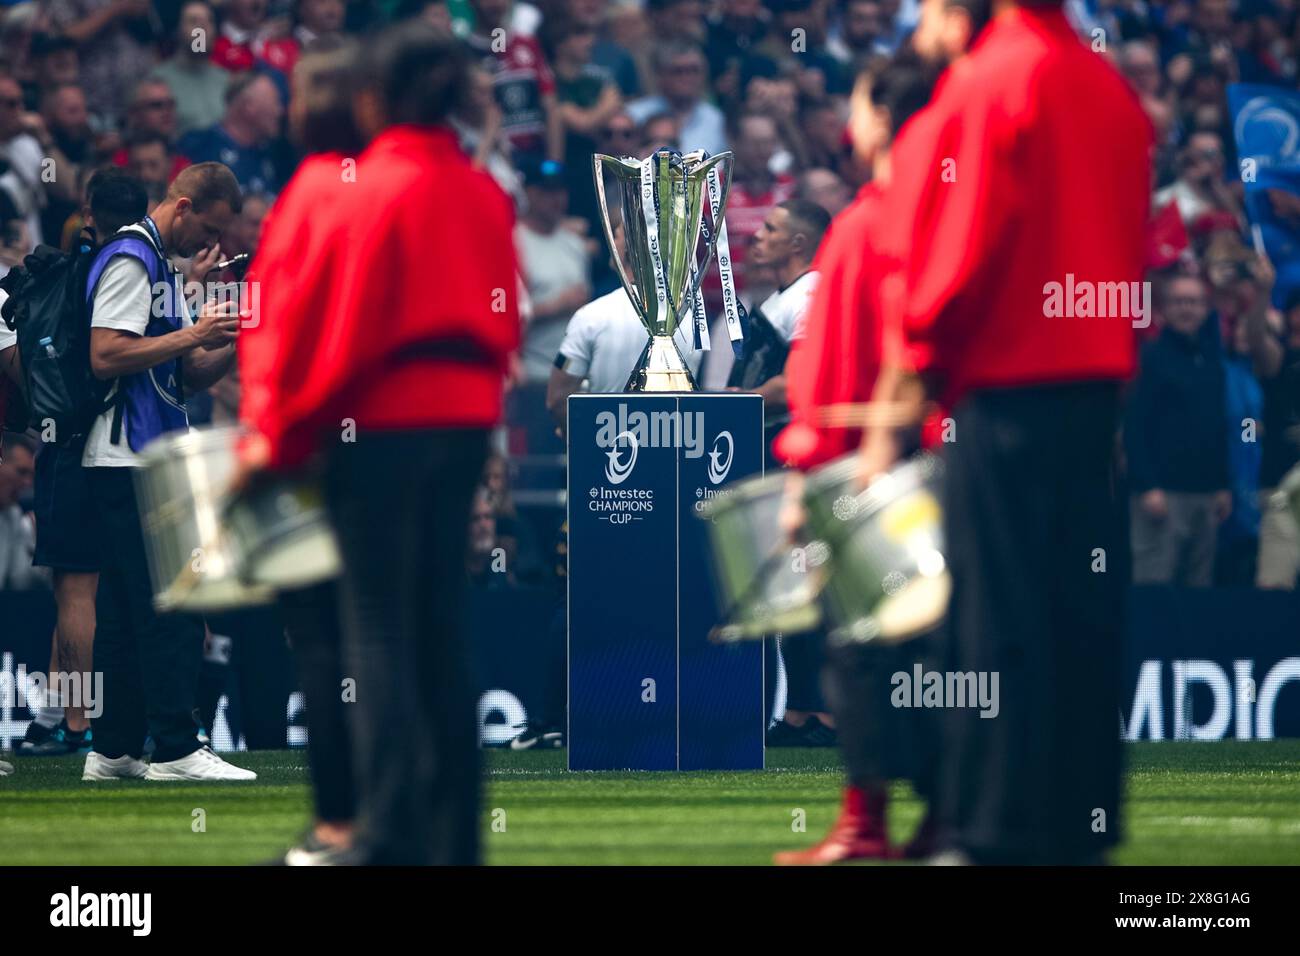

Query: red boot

[774,785,895,865]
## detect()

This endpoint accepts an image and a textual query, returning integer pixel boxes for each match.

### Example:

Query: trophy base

[625,335,697,392]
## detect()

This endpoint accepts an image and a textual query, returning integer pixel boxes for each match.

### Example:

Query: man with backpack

[12,168,150,757]
[78,161,252,782]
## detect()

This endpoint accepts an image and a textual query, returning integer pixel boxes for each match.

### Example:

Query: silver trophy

[593,149,734,391]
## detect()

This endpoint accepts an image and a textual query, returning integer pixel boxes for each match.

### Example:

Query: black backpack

[0,237,113,437]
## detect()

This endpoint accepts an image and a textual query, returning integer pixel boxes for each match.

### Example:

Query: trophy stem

[625,335,697,392]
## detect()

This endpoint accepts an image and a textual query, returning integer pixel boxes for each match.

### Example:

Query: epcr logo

[707,431,734,485]
[605,430,639,485]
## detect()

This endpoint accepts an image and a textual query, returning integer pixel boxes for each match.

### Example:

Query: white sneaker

[145,746,257,781]
[82,752,148,781]
[1,758,13,776]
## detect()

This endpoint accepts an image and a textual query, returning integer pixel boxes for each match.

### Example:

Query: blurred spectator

[800,97,850,173]
[0,73,50,251]
[25,33,81,111]
[1127,274,1232,587]
[467,486,516,587]
[540,16,623,230]
[567,0,641,96]
[797,166,851,217]
[515,158,591,382]
[721,110,794,291]
[152,1,231,135]
[454,62,524,205]
[761,0,852,97]
[178,72,286,194]
[0,432,43,590]
[646,0,707,45]
[827,0,891,65]
[597,107,638,156]
[1220,298,1266,585]
[39,82,92,243]
[1154,131,1242,230]
[285,0,348,69]
[740,56,804,170]
[465,0,563,162]
[705,0,768,104]
[212,0,297,75]
[627,40,725,155]
[124,130,177,205]
[639,109,679,152]
[46,0,158,126]
[1252,288,1300,588]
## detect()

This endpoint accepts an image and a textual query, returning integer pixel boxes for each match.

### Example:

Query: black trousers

[325,428,488,865]
[87,466,204,762]
[279,581,355,823]
[938,383,1125,864]
[821,637,941,798]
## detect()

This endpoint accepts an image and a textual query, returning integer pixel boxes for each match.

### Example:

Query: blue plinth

[567,393,766,770]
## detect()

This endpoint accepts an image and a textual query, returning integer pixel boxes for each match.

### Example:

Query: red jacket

[887,7,1153,405]
[774,184,892,471]
[245,126,521,469]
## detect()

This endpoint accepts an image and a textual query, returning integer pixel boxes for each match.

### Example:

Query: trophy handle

[592,153,646,318]
[686,151,734,307]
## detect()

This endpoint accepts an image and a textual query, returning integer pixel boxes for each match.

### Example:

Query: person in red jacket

[859,0,1153,864]
[237,36,365,866]
[237,23,521,866]
[771,0,988,867]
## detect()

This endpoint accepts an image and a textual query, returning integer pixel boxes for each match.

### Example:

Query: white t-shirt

[516,222,591,383]
[759,271,820,344]
[0,289,14,352]
[82,233,192,468]
[0,133,46,251]
[557,288,703,394]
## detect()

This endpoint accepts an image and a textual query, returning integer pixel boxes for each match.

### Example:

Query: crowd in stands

[1,0,1300,592]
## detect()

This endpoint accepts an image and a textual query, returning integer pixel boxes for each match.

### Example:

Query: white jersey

[556,288,703,394]
[758,270,819,344]
[0,289,14,352]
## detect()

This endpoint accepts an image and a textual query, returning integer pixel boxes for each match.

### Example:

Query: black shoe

[17,721,91,757]
[766,716,838,748]
[508,722,564,750]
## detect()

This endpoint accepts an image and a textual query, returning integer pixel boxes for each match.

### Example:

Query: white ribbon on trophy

[706,162,744,356]
[639,156,671,344]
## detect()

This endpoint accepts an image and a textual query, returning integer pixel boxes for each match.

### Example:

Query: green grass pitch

[2,742,1299,865]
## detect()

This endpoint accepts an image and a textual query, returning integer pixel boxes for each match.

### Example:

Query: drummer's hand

[193,300,240,351]
[779,471,806,543]
[857,425,903,492]
[230,430,272,495]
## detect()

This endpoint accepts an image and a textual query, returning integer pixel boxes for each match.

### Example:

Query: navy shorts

[32,434,101,573]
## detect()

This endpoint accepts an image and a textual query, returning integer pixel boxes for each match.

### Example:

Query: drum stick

[809,401,925,429]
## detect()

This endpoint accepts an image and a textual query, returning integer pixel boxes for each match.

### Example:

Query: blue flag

[1229,84,1300,306]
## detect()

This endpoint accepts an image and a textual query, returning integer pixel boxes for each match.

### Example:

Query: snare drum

[699,471,822,641]
[803,452,950,645]
[134,426,276,612]
[223,479,340,591]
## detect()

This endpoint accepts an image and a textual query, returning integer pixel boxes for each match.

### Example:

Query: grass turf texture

[1,742,1299,865]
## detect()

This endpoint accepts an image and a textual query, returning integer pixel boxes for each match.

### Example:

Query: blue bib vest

[86,218,189,452]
